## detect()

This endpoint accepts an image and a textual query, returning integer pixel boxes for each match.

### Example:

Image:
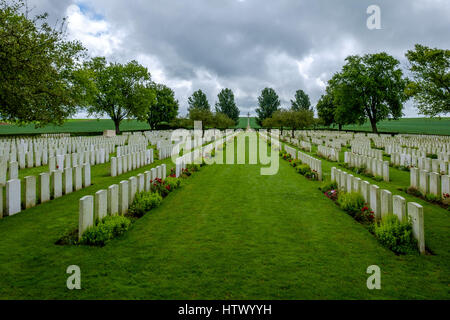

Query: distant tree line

[1,0,448,134]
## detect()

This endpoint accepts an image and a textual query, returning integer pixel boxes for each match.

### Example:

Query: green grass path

[0,139,448,299]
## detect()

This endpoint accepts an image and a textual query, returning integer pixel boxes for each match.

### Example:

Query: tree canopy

[188,89,210,112]
[84,57,153,134]
[215,88,240,123]
[256,87,280,125]
[262,109,314,132]
[330,53,408,133]
[140,83,178,130]
[291,89,311,111]
[405,44,450,117]
[0,0,89,126]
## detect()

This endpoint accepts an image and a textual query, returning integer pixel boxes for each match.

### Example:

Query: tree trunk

[338,124,342,131]
[369,118,378,134]
[114,120,121,135]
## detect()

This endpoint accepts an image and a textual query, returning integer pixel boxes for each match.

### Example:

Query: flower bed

[280,150,319,181]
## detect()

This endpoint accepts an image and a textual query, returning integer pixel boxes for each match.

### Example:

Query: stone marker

[429,172,440,196]
[64,167,73,194]
[129,176,137,204]
[407,202,425,254]
[137,173,144,192]
[380,189,393,219]
[25,176,36,209]
[392,195,406,222]
[108,184,119,216]
[94,189,108,222]
[83,163,91,188]
[119,180,129,215]
[6,179,21,216]
[9,162,19,180]
[370,184,381,221]
[111,157,117,177]
[79,196,94,240]
[145,171,151,192]
[40,172,50,203]
[360,180,370,202]
[74,166,82,191]
[53,170,63,199]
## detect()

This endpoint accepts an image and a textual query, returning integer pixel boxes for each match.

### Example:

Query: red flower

[165,185,170,191]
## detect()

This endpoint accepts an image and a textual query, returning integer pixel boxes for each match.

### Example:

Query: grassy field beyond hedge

[0,117,449,136]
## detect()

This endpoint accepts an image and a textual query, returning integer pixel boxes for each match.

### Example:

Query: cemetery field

[0,139,448,299]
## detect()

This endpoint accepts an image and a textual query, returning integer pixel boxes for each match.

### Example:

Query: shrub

[427,153,438,159]
[373,175,384,182]
[374,215,418,255]
[129,191,162,218]
[425,193,441,203]
[319,181,338,192]
[355,206,375,224]
[165,176,181,190]
[337,192,366,217]
[187,164,200,172]
[406,186,423,198]
[80,216,131,246]
[296,164,311,175]
[443,193,450,206]
[324,189,339,201]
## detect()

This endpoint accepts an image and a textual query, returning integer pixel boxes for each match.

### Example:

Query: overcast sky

[29,0,450,118]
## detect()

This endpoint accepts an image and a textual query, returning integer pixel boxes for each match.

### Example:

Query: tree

[85,57,152,134]
[141,83,178,129]
[256,88,280,125]
[316,93,337,128]
[188,107,213,127]
[291,89,311,111]
[262,109,313,135]
[215,88,240,123]
[331,53,407,133]
[212,112,235,130]
[0,0,89,126]
[405,44,450,116]
[188,89,210,112]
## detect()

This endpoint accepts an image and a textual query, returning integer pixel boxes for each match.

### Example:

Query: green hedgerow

[128,191,162,218]
[80,216,131,246]
[374,215,418,255]
[337,192,366,217]
[296,164,311,175]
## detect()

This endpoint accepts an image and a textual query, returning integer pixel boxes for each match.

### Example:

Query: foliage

[337,192,366,217]
[140,83,178,129]
[84,57,153,134]
[128,192,162,218]
[0,0,88,126]
[405,44,450,117]
[355,205,375,224]
[262,109,314,130]
[188,107,213,126]
[291,89,311,111]
[212,112,235,129]
[80,216,131,246]
[256,88,280,125]
[151,177,179,197]
[296,164,311,176]
[215,88,240,123]
[330,53,408,133]
[425,193,441,203]
[188,89,210,111]
[406,186,423,198]
[324,189,339,202]
[374,215,418,255]
[319,181,338,192]
[316,92,340,129]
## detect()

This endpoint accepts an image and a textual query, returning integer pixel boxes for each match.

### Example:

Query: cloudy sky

[29,0,450,118]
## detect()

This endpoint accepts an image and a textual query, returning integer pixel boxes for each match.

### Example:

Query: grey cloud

[28,0,450,116]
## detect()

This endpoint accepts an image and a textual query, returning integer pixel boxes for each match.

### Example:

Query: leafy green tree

[188,89,210,112]
[331,53,407,133]
[256,87,280,125]
[316,93,337,128]
[215,88,240,123]
[212,112,235,129]
[291,89,311,111]
[0,0,88,126]
[140,83,178,129]
[188,107,213,127]
[405,44,450,116]
[84,57,152,134]
[262,109,313,135]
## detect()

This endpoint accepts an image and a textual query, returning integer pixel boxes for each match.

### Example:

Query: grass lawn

[0,136,448,299]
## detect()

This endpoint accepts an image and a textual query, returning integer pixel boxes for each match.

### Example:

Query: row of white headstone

[317,145,339,162]
[344,152,390,181]
[299,140,312,152]
[297,150,323,181]
[0,163,92,218]
[110,149,154,177]
[350,145,383,160]
[391,153,450,175]
[331,167,425,254]
[410,167,450,198]
[78,164,166,239]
